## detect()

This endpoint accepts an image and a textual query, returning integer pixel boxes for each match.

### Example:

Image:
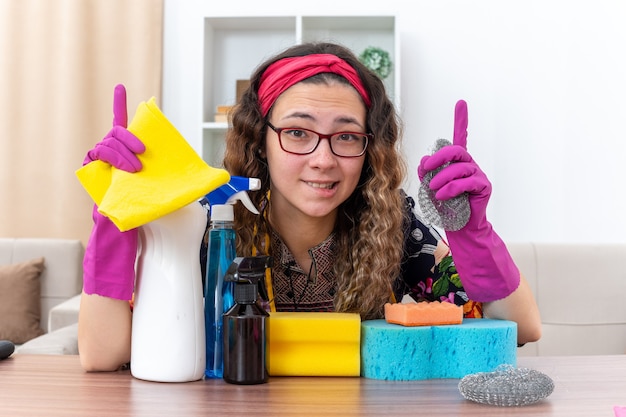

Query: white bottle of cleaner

[130,200,207,382]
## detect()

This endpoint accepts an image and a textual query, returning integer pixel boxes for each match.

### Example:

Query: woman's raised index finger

[453,99,468,149]
[112,84,128,128]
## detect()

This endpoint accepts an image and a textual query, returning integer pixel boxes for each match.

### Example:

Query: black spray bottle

[222,256,272,385]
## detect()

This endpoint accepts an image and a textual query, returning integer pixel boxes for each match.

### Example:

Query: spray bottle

[204,176,261,379]
[222,256,272,384]
[130,200,209,382]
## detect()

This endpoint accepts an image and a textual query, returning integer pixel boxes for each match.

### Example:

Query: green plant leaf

[358,46,392,79]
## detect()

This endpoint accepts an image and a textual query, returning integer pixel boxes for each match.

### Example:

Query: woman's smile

[305,181,337,190]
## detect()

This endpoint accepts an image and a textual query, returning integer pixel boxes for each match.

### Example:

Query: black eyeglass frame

[266,122,372,158]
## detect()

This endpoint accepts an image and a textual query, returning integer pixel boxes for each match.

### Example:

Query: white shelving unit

[164,11,399,168]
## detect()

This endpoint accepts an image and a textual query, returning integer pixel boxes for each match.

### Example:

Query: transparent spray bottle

[222,256,272,385]
[204,176,260,379]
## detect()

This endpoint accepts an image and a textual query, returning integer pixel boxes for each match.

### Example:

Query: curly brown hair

[222,42,407,319]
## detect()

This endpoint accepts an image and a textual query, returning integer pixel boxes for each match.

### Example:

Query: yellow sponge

[266,312,361,376]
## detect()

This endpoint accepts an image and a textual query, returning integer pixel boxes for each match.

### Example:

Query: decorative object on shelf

[359,46,392,79]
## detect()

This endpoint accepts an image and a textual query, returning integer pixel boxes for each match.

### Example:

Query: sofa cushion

[0,257,46,344]
[16,323,78,355]
[0,238,84,333]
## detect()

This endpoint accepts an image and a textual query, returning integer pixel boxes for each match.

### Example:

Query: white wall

[163,0,626,244]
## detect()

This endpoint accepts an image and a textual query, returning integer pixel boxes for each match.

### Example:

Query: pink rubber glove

[82,85,139,300]
[83,84,145,172]
[418,100,520,302]
[83,205,138,300]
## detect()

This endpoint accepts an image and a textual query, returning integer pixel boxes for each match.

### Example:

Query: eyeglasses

[266,122,371,158]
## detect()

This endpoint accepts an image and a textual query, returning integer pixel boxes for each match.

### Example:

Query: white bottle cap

[211,204,234,222]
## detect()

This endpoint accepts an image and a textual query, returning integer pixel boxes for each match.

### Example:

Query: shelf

[198,15,398,166]
[202,122,228,130]
[204,17,297,124]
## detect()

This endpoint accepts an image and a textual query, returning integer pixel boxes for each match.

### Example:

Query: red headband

[258,53,371,116]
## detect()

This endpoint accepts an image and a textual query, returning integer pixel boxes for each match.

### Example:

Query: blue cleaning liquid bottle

[204,176,260,379]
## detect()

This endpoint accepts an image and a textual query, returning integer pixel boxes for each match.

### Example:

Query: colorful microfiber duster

[76,98,229,231]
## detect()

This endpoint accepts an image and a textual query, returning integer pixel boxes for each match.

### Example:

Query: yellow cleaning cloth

[266,312,361,376]
[76,97,230,231]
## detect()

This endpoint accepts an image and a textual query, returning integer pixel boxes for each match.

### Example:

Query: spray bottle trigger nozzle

[230,191,259,215]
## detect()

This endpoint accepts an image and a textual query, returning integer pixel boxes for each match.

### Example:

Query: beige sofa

[509,242,626,356]
[0,238,83,354]
[3,238,624,356]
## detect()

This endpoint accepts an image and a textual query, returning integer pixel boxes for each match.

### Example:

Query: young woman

[78,42,541,372]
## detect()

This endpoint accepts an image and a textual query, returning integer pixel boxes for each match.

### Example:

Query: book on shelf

[214,105,233,123]
[212,80,249,123]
